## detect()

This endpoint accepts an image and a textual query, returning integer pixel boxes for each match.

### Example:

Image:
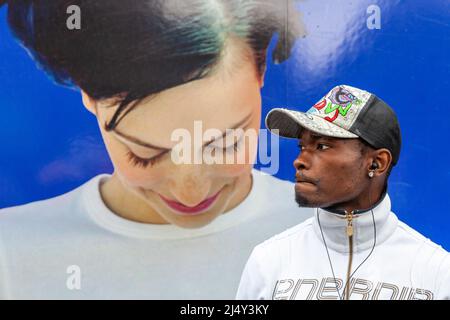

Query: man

[236,85,450,300]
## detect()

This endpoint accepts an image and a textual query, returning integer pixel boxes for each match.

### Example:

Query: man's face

[294,129,370,210]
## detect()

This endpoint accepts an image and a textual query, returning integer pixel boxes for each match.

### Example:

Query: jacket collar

[323,187,388,216]
[312,193,398,253]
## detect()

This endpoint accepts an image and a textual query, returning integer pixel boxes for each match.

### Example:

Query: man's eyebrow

[112,113,253,150]
[298,133,335,143]
[310,133,334,141]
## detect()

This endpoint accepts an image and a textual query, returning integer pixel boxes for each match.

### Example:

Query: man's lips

[295,172,318,185]
[159,190,222,216]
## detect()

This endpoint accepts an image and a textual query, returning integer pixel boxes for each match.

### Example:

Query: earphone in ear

[368,162,378,178]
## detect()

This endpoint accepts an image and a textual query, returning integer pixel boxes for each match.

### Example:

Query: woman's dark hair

[2,0,305,130]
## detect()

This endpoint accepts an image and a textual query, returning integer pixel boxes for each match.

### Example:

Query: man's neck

[325,186,387,215]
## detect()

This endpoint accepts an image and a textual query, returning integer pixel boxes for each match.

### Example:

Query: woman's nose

[168,165,212,207]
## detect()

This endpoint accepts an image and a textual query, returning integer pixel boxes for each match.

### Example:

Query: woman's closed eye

[205,135,244,154]
[126,150,169,168]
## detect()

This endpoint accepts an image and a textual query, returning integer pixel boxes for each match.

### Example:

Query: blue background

[1,0,449,250]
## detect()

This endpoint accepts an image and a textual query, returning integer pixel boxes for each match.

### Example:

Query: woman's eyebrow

[113,113,253,150]
[204,113,253,146]
[112,130,169,151]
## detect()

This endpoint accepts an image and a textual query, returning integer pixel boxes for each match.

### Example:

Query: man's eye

[317,144,330,150]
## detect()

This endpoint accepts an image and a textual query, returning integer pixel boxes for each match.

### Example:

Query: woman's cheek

[106,144,165,187]
[116,160,167,188]
[214,162,252,178]
[213,134,258,177]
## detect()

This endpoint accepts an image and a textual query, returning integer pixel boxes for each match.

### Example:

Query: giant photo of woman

[0,0,311,299]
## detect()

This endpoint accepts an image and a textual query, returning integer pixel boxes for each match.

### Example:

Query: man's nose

[293,151,310,171]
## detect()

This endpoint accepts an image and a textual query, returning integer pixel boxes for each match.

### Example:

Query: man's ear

[372,148,393,177]
[81,90,98,116]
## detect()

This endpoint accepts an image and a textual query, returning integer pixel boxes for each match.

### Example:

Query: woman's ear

[81,91,98,116]
[259,72,266,88]
[259,60,268,88]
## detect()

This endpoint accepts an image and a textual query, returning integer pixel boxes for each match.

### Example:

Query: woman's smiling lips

[159,190,222,216]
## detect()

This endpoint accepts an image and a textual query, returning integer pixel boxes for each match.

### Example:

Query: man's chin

[295,192,319,208]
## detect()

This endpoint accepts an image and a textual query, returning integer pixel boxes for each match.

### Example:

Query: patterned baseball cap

[265,85,402,164]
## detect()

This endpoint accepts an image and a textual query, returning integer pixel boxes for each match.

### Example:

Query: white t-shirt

[0,169,312,299]
[236,194,450,300]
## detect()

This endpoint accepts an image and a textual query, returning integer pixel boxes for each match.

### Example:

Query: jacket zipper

[344,210,354,300]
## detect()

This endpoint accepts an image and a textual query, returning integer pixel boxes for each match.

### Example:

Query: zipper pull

[346,211,354,237]
[347,224,353,237]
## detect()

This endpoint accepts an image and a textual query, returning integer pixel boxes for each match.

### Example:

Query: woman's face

[86,43,264,228]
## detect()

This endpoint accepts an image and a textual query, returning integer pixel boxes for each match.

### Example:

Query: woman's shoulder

[0,174,107,224]
[249,168,312,216]
[251,169,297,204]
[252,169,294,190]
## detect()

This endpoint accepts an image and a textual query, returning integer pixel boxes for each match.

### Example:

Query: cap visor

[265,108,358,139]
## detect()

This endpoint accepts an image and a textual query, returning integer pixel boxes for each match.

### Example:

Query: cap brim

[265,108,358,139]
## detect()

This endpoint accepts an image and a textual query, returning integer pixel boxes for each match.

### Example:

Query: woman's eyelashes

[207,136,243,154]
[126,150,168,168]
[225,137,242,153]
[126,135,244,168]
